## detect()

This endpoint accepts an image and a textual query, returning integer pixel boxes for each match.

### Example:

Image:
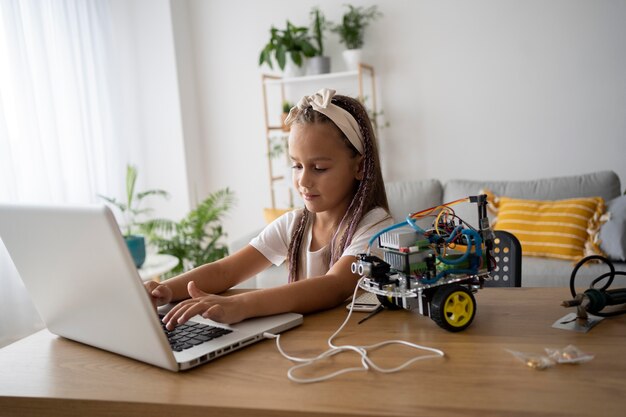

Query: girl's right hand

[143,281,173,310]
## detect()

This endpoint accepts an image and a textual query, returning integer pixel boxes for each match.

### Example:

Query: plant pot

[283,55,306,78]
[307,56,331,75]
[342,49,362,71]
[125,235,146,268]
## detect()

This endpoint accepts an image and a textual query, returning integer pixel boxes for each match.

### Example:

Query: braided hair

[286,95,388,282]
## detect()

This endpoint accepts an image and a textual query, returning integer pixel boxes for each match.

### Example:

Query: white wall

[383,0,626,183]
[171,0,626,242]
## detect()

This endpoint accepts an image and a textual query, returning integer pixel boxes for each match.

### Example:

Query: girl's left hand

[161,281,248,329]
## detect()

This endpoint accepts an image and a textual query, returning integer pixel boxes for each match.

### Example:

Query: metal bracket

[552,312,604,333]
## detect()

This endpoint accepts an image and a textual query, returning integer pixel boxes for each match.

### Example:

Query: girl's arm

[241,256,358,316]
[145,245,272,307]
[161,256,359,328]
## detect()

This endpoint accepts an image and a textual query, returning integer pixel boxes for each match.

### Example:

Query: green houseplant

[282,100,293,114]
[331,4,382,70]
[259,20,317,77]
[142,188,235,277]
[98,164,169,268]
[307,6,331,75]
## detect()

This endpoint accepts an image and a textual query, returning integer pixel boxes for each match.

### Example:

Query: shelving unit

[261,63,377,212]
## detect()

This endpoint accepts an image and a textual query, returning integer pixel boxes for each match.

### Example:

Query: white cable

[264,277,445,383]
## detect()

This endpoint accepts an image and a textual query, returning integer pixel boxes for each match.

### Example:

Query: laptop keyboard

[159,315,232,352]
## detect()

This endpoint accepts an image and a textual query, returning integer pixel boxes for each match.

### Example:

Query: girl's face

[289,123,363,218]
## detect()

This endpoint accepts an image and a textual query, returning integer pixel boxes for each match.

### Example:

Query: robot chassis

[351,195,496,332]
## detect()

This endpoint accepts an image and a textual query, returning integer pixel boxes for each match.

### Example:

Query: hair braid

[287,208,309,282]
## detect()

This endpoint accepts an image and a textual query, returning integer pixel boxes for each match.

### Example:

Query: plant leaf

[291,50,302,66]
[97,194,126,212]
[125,164,138,209]
[276,45,286,70]
[136,189,169,201]
[301,40,317,57]
[146,188,235,275]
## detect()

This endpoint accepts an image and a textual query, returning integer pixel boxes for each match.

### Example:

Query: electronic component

[555,255,626,332]
[352,195,496,332]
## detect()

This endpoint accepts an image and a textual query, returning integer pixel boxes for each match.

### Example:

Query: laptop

[0,203,302,371]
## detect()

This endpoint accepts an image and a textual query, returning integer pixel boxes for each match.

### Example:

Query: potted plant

[307,6,331,75]
[142,188,235,277]
[330,4,382,70]
[98,164,169,268]
[258,20,317,77]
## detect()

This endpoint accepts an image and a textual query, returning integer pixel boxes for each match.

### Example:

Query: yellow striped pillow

[489,195,607,261]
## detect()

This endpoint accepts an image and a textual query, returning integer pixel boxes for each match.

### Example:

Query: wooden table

[1,287,625,417]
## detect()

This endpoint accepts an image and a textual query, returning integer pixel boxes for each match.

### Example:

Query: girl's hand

[161,281,248,329]
[144,280,173,310]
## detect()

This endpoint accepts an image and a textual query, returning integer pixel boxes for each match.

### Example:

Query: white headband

[284,88,364,155]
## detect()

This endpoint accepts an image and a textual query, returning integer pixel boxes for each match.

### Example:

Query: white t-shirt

[250,207,393,279]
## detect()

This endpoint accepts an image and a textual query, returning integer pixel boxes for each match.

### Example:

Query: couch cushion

[522,257,626,287]
[599,195,626,261]
[443,171,621,227]
[385,179,443,223]
[491,195,606,261]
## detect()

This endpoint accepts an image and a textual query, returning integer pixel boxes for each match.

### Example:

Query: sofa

[233,170,626,289]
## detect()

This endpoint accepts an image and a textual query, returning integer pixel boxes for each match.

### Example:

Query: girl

[147,88,393,329]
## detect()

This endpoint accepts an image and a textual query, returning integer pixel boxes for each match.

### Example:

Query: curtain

[0,0,130,346]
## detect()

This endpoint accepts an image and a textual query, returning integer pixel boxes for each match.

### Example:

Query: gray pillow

[599,195,626,261]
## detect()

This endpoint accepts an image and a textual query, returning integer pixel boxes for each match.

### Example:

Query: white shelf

[268,130,290,139]
[263,70,360,85]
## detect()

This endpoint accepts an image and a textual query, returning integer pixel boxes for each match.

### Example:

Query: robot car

[351,195,496,332]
